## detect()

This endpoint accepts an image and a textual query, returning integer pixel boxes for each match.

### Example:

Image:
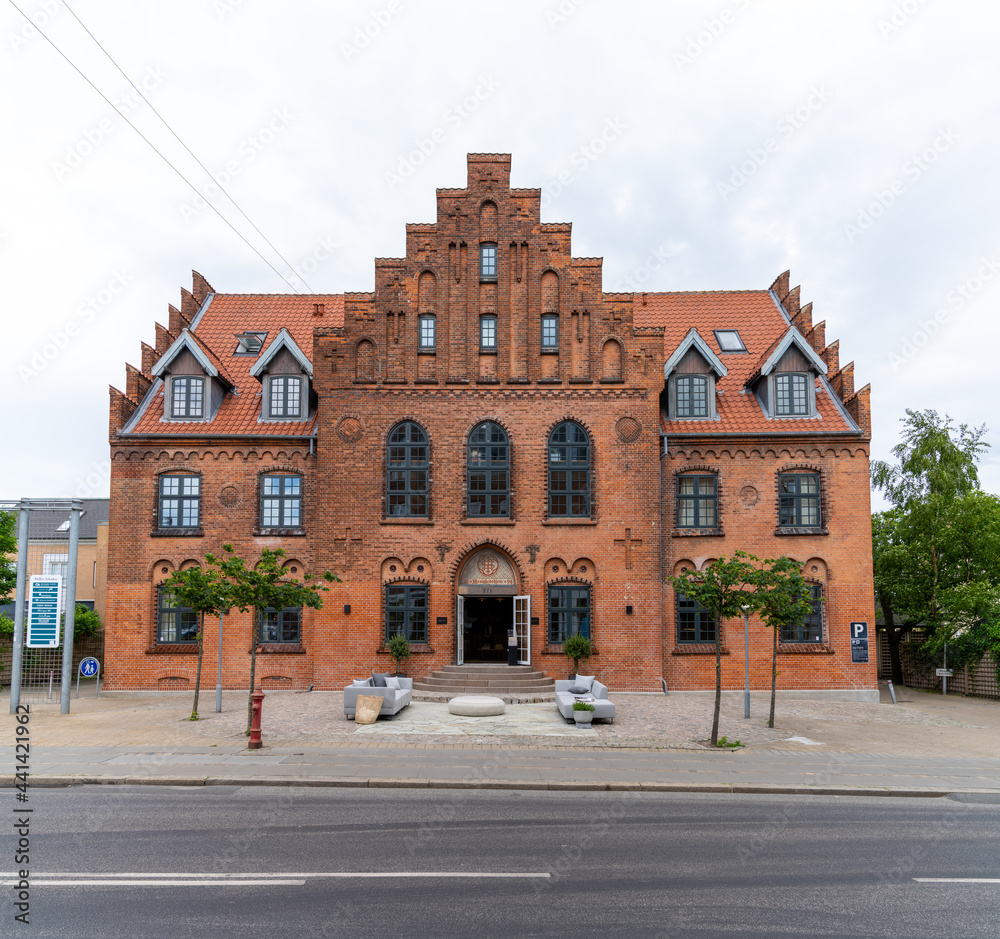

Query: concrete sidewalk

[4,683,1000,796]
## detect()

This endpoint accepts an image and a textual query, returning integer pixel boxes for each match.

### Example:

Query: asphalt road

[5,787,1000,938]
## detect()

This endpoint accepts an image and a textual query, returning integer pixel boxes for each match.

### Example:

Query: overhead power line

[7,0,311,294]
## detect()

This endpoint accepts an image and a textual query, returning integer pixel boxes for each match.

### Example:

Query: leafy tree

[386,633,411,675]
[159,564,232,720]
[0,511,17,603]
[872,410,1000,684]
[672,552,759,746]
[753,558,815,729]
[210,545,339,734]
[562,634,593,674]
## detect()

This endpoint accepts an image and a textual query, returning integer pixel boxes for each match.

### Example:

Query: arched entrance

[455,547,530,665]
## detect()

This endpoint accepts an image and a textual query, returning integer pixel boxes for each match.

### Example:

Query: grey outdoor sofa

[554,676,615,722]
[343,676,413,719]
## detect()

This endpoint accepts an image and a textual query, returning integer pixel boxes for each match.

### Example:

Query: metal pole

[215,612,224,713]
[942,642,948,696]
[743,608,750,719]
[60,503,82,714]
[9,504,30,714]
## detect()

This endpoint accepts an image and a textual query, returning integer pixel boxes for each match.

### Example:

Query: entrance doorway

[462,596,513,663]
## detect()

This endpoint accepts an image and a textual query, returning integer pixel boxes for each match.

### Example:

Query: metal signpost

[850,622,869,664]
[77,656,101,698]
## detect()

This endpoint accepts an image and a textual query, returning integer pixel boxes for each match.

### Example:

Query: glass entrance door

[514,595,530,665]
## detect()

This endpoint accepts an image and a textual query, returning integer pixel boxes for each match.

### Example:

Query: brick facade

[104,153,876,695]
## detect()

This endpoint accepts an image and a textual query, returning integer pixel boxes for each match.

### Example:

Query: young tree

[753,557,815,729]
[0,511,17,604]
[872,410,1000,682]
[672,552,760,746]
[211,545,339,734]
[159,564,232,720]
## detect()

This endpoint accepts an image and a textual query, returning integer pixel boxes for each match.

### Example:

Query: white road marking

[4,880,305,887]
[913,878,1000,883]
[1,871,551,883]
[784,736,824,746]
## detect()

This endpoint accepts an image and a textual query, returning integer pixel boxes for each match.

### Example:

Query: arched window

[467,422,509,517]
[548,421,590,517]
[386,422,428,517]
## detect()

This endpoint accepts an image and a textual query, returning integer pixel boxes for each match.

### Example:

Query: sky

[2,0,998,506]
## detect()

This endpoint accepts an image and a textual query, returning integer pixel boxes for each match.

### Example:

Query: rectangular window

[385,585,427,643]
[260,475,302,529]
[675,375,709,418]
[677,595,716,643]
[541,314,558,349]
[419,315,436,349]
[781,584,824,643]
[713,329,746,352]
[548,585,591,643]
[171,377,204,418]
[157,587,198,643]
[259,606,301,643]
[778,473,821,527]
[269,376,303,418]
[480,315,497,350]
[158,475,200,528]
[480,243,497,280]
[677,475,717,528]
[775,373,809,415]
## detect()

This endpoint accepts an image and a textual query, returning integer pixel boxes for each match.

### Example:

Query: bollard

[887,680,897,705]
[248,686,266,750]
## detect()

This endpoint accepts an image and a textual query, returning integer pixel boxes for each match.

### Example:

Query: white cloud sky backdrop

[2,0,998,504]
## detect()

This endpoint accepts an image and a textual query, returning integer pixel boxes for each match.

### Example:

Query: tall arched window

[386,422,428,517]
[467,421,509,517]
[548,421,590,517]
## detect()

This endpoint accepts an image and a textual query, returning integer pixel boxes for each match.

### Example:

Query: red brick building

[104,153,876,698]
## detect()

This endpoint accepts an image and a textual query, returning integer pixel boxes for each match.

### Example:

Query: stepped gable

[634,278,865,437]
[114,270,345,438]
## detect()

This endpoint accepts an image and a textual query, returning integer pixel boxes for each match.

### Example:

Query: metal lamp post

[742,605,751,719]
[215,612,224,713]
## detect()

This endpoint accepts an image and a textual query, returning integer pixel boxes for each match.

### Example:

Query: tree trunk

[767,627,778,728]
[246,613,259,735]
[191,612,204,720]
[711,630,722,746]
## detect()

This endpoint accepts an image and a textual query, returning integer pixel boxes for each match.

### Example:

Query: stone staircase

[412,664,555,703]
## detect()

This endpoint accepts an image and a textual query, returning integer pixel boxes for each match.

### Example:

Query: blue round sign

[79,657,100,678]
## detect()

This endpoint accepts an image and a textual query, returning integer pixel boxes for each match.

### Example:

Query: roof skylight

[714,329,746,353]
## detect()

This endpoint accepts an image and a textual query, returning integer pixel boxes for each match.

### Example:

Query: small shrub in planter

[386,633,412,676]
[572,700,596,725]
[562,634,593,674]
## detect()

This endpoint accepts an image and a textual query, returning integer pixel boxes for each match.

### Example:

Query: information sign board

[850,621,869,664]
[27,575,62,647]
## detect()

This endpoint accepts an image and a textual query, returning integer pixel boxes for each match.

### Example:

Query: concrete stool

[448,695,506,716]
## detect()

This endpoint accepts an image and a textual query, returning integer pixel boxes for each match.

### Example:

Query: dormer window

[775,373,809,415]
[675,375,710,418]
[170,377,204,418]
[268,376,302,419]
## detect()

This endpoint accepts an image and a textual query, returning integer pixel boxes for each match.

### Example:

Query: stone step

[419,674,553,687]
[436,666,539,675]
[412,690,556,705]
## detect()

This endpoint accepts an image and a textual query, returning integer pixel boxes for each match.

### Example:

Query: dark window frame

[480,242,498,281]
[541,314,559,349]
[548,584,591,644]
[170,376,205,419]
[775,372,810,416]
[547,421,591,518]
[268,375,303,419]
[676,475,718,528]
[479,315,497,351]
[156,586,198,644]
[258,606,302,644]
[260,474,303,530]
[466,421,510,518]
[778,473,822,527]
[385,584,428,643]
[675,374,710,418]
[158,474,201,529]
[781,583,824,643]
[713,329,747,353]
[386,422,429,518]
[676,594,717,643]
[418,314,436,350]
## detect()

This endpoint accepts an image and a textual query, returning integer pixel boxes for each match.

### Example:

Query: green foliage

[68,604,101,641]
[386,632,411,674]
[572,701,596,711]
[716,736,743,748]
[872,410,1000,685]
[0,511,17,603]
[0,614,14,638]
[562,634,593,672]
